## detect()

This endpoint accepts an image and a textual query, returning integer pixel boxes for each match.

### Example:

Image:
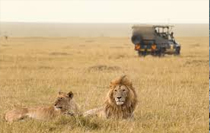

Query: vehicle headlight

[135,45,141,50]
[151,44,156,50]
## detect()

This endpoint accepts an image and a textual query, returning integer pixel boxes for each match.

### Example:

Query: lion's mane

[104,75,137,119]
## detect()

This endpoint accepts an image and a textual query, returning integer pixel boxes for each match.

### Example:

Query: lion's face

[54,91,73,111]
[113,85,129,105]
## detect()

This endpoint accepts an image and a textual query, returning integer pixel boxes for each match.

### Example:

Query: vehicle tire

[174,47,180,55]
[138,51,146,57]
[158,48,165,57]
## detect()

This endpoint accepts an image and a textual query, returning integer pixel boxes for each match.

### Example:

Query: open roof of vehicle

[132,25,174,29]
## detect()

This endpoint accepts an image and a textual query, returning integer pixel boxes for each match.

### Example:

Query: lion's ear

[129,82,133,87]
[109,82,115,89]
[67,91,74,99]
[58,91,63,95]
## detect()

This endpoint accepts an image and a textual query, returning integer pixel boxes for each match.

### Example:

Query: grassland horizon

[0,22,208,37]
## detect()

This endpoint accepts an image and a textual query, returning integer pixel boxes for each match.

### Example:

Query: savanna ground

[0,36,208,133]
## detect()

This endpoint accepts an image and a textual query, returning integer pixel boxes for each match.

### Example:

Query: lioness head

[54,91,73,111]
[113,85,129,105]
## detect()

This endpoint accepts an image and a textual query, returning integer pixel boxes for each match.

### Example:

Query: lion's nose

[117,97,121,99]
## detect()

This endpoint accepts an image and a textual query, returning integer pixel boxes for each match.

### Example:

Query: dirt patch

[108,54,129,59]
[190,43,200,47]
[88,65,121,72]
[183,59,208,67]
[38,66,53,69]
[1,44,9,47]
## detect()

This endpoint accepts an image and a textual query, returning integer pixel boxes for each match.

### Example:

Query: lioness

[5,91,80,122]
[84,75,137,119]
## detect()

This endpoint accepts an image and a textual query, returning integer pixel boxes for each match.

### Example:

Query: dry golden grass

[0,36,208,133]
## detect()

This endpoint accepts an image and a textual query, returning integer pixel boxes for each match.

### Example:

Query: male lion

[5,91,80,122]
[84,75,137,119]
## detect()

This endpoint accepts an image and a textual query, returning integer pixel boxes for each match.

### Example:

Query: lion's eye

[60,98,63,100]
[114,90,117,92]
[122,89,125,91]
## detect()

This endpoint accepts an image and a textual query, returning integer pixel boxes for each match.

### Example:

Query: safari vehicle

[131,25,181,56]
